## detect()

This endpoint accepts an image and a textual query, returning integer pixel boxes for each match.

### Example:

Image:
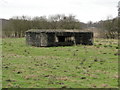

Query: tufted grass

[2,38,118,88]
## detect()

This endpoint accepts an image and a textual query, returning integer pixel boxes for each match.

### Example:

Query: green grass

[2,38,118,88]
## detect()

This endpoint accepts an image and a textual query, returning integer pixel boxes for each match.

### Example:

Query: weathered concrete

[26,29,93,47]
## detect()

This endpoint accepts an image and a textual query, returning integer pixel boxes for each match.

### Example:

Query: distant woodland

[2,14,119,39]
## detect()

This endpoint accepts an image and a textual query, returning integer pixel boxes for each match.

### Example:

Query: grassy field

[2,38,118,88]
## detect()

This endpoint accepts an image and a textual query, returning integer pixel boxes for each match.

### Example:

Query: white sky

[0,0,119,23]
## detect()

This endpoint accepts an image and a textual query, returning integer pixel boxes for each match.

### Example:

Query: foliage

[103,18,119,39]
[91,17,119,39]
[3,14,82,38]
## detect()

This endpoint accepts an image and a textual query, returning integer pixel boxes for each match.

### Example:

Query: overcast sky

[0,0,119,23]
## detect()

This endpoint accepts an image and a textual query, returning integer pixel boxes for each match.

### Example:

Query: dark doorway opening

[57,36,65,42]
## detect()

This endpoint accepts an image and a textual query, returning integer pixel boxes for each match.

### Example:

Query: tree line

[2,14,119,39]
[3,14,83,38]
[103,17,119,39]
[89,17,119,39]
